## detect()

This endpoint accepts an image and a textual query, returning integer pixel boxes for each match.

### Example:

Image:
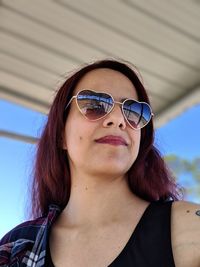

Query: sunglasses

[65,89,153,130]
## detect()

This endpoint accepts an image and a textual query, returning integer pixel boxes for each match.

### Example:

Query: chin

[97,162,130,174]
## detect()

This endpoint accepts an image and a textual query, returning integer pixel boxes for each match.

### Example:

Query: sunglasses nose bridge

[102,102,127,130]
[108,100,126,121]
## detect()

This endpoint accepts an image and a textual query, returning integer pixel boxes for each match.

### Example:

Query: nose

[102,105,126,130]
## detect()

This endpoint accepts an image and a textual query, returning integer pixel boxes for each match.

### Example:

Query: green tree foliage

[165,155,200,200]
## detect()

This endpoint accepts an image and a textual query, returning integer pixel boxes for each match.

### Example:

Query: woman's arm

[171,200,200,267]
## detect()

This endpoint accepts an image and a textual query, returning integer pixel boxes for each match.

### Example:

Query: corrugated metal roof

[0,0,200,142]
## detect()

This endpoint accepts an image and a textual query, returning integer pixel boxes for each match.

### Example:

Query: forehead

[74,68,138,100]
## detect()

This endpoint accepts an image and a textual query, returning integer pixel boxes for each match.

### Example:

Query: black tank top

[46,201,175,267]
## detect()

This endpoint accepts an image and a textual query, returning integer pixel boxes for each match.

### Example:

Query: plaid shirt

[0,204,61,267]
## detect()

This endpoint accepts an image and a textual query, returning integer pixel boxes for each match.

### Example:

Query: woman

[0,59,200,267]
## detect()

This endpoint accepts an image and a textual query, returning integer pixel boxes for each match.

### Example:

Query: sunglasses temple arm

[65,96,76,110]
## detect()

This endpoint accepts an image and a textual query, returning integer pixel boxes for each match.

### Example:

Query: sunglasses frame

[65,89,154,130]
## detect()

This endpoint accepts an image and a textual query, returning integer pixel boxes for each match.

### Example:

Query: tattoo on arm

[195,210,200,216]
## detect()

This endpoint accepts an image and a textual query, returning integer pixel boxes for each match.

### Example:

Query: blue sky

[156,104,200,160]
[0,99,200,237]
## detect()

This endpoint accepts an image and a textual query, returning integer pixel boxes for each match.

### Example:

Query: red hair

[29,59,182,219]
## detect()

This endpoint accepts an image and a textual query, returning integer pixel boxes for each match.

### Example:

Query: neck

[58,172,146,228]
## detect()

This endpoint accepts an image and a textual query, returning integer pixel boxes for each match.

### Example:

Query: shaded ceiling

[0,0,200,142]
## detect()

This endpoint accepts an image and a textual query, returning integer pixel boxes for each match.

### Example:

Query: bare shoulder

[172,200,200,229]
[171,200,200,267]
[172,200,200,217]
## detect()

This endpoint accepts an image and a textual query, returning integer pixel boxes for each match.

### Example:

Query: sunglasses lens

[77,90,113,120]
[123,100,151,129]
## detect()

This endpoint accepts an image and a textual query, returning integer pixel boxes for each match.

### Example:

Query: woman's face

[63,68,141,179]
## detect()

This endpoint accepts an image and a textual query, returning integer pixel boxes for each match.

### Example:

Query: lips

[95,135,128,146]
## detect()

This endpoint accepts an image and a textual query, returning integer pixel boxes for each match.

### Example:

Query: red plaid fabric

[0,205,61,266]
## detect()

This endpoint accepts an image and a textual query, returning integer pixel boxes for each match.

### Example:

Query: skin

[61,68,145,228]
[171,201,200,267]
[49,68,200,267]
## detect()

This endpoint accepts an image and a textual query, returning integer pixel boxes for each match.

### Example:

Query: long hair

[29,59,182,219]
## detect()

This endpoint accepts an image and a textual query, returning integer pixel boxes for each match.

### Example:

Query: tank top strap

[110,200,176,267]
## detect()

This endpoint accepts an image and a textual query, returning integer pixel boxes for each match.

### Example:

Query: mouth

[95,135,128,146]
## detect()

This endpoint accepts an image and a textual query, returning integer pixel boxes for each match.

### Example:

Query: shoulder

[0,204,61,245]
[171,200,200,243]
[0,216,47,245]
[171,200,200,228]
[0,217,47,266]
[171,200,200,267]
[0,204,61,266]
[172,199,200,210]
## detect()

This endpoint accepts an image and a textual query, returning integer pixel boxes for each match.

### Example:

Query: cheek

[66,130,83,148]
[137,132,141,150]
[65,132,83,160]
[64,119,90,152]
[130,131,141,153]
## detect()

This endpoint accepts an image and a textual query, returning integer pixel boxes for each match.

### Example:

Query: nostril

[119,122,126,130]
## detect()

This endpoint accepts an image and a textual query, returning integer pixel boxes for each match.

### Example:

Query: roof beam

[155,86,200,128]
[0,130,38,144]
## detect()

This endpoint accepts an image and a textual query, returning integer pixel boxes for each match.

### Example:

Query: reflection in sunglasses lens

[123,100,151,129]
[77,92,113,120]
[76,91,151,129]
